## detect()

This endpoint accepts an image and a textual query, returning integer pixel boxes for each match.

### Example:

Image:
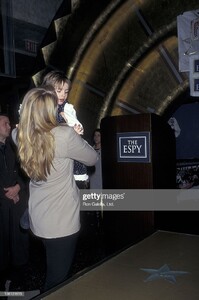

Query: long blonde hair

[17,86,58,181]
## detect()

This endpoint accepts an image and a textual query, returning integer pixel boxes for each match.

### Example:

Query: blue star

[140,264,190,284]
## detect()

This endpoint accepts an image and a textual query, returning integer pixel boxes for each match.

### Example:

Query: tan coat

[29,125,98,238]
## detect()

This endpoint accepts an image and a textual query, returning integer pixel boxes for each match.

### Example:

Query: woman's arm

[62,126,98,166]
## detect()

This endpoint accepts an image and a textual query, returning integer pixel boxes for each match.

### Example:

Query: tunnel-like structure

[33,0,199,140]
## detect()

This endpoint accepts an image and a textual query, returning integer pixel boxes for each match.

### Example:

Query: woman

[16,86,98,292]
[89,129,102,189]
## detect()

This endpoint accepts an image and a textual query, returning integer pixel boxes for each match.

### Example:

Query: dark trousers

[75,180,89,189]
[0,194,29,274]
[42,232,79,292]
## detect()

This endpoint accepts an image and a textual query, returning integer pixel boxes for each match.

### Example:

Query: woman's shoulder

[52,125,77,140]
[52,124,71,134]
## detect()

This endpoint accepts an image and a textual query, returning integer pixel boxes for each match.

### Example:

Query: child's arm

[61,103,84,135]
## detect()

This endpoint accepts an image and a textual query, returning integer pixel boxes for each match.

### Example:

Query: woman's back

[29,125,98,239]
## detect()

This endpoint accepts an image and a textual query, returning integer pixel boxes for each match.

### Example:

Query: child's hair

[42,70,71,90]
[17,86,58,181]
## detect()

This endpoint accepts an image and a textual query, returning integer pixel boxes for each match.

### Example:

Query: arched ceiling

[33,0,199,139]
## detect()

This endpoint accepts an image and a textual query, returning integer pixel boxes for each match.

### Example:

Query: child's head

[42,70,71,105]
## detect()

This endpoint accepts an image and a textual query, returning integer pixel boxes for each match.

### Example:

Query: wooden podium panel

[100,113,176,189]
[99,114,176,251]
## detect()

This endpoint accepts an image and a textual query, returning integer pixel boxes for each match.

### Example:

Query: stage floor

[39,230,199,300]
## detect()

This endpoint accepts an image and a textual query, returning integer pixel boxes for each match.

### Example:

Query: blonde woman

[16,86,98,292]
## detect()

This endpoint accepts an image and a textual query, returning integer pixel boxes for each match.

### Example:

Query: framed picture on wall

[168,102,199,189]
[176,159,199,189]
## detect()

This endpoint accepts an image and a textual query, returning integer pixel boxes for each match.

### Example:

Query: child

[42,70,88,188]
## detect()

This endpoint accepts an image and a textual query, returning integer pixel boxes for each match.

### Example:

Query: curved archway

[33,0,199,139]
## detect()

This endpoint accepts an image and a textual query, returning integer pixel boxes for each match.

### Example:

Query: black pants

[75,180,89,189]
[0,194,29,274]
[42,232,79,292]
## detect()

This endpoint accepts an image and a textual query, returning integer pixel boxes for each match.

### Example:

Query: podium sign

[117,131,150,163]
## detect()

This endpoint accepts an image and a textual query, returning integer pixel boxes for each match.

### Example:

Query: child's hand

[74,124,84,135]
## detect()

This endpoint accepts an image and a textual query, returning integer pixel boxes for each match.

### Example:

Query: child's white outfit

[57,101,88,183]
[63,103,83,128]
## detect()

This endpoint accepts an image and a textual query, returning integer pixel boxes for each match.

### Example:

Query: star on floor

[140,264,190,283]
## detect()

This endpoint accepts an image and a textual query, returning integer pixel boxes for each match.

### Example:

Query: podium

[100,114,176,252]
[101,113,176,189]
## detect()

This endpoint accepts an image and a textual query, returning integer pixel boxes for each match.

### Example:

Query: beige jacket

[28,125,98,238]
